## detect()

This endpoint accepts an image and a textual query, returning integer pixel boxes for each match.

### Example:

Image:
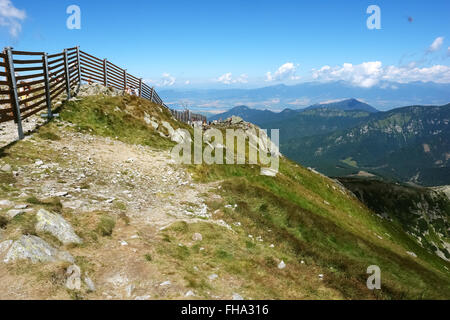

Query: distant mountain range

[209,105,281,123]
[210,99,378,139]
[160,81,450,112]
[209,100,450,186]
[209,98,377,123]
[304,98,379,113]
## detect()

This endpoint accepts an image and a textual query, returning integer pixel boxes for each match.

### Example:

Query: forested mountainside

[284,104,450,186]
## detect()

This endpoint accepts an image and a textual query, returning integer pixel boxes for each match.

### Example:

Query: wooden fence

[0,46,204,141]
[170,109,207,124]
[77,49,164,106]
[0,47,81,139]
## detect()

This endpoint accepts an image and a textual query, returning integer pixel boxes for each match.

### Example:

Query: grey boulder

[3,235,74,264]
[35,209,82,245]
[66,264,82,291]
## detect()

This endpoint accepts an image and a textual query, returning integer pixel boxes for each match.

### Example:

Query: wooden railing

[170,109,207,124]
[0,46,207,140]
[0,47,81,139]
[77,49,164,106]
[0,46,171,140]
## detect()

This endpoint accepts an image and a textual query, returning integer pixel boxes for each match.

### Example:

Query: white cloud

[312,61,450,87]
[198,100,223,108]
[184,80,191,85]
[237,74,248,83]
[0,0,26,37]
[217,73,232,84]
[266,62,300,82]
[318,98,348,105]
[144,73,176,87]
[383,64,450,83]
[161,73,176,86]
[216,73,248,84]
[312,61,383,88]
[269,98,280,104]
[428,36,444,52]
[208,109,228,114]
[287,98,311,106]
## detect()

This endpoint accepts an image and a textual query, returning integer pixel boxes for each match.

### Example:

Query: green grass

[113,201,127,211]
[26,196,44,205]
[0,215,8,228]
[341,157,358,168]
[119,212,130,225]
[0,136,70,176]
[144,254,153,262]
[96,215,116,237]
[25,197,63,214]
[9,211,38,237]
[37,131,61,141]
[58,95,188,150]
[187,156,450,299]
[157,220,340,299]
[0,172,16,185]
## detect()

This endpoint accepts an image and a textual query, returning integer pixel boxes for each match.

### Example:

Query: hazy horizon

[161,80,450,113]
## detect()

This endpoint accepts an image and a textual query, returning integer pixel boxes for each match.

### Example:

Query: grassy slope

[188,160,450,299]
[59,94,190,149]
[337,177,450,260]
[56,96,450,298]
[1,95,449,299]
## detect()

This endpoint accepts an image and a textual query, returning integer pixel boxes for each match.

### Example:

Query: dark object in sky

[408,16,413,23]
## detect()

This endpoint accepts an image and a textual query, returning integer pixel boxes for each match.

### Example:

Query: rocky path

[0,115,46,148]
[0,121,231,300]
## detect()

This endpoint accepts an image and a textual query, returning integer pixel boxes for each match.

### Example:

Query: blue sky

[1,0,449,89]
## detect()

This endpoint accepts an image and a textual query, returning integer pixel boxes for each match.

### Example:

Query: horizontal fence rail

[170,109,207,124]
[1,46,205,140]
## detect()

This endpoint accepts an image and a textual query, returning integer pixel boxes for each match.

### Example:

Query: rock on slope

[4,235,74,264]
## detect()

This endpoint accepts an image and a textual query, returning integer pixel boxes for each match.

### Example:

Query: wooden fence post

[123,69,127,91]
[139,78,142,97]
[4,47,24,140]
[103,59,108,87]
[150,87,154,102]
[63,49,71,100]
[76,46,81,86]
[42,53,53,119]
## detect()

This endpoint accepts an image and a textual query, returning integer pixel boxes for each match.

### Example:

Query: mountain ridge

[209,101,450,186]
[161,81,450,111]
[304,98,379,113]
[209,98,378,122]
[284,103,450,186]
